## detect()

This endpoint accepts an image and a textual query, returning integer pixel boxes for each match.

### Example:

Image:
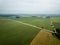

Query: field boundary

[30,29,60,45]
[0,19,55,33]
[0,19,42,29]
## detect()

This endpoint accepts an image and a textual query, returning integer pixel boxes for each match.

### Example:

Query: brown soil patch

[30,29,60,45]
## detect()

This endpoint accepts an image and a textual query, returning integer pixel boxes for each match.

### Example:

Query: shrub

[56,28,60,33]
[52,28,60,40]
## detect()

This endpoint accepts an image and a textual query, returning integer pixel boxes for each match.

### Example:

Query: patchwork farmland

[0,16,60,45]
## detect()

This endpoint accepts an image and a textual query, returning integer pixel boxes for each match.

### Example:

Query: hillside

[30,29,60,45]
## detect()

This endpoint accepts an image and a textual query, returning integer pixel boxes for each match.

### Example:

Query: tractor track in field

[0,19,41,29]
[1,19,59,45]
[0,19,55,33]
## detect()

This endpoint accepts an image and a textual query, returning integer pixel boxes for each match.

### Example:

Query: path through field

[30,29,60,45]
[0,19,42,29]
[0,18,60,45]
[0,19,54,33]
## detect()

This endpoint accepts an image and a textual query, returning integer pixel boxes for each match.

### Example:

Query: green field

[14,17,52,30]
[0,16,60,45]
[52,17,60,29]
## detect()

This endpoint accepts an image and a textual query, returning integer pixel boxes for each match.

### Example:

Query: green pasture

[51,17,60,29]
[0,19,40,45]
[14,17,52,30]
[0,16,60,45]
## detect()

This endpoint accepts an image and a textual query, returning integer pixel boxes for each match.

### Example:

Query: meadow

[52,17,60,29]
[0,16,60,45]
[14,17,52,30]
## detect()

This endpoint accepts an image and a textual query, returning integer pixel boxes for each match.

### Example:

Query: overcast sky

[0,0,60,14]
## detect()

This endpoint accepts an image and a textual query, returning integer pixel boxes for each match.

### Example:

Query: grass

[14,17,52,30]
[51,17,60,29]
[0,19,40,45]
[0,16,60,45]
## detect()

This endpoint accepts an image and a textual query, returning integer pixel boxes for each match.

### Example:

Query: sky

[0,0,60,14]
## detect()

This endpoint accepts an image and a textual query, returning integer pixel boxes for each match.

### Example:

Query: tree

[56,28,60,33]
[46,16,50,18]
[52,28,60,40]
[16,16,20,18]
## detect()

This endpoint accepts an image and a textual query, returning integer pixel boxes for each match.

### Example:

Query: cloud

[0,0,60,14]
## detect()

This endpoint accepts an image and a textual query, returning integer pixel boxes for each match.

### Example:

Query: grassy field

[14,17,53,30]
[51,17,60,29]
[0,19,40,45]
[0,16,60,45]
[0,17,53,30]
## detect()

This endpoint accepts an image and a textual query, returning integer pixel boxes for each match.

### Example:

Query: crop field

[0,16,60,45]
[14,17,53,30]
[0,19,40,45]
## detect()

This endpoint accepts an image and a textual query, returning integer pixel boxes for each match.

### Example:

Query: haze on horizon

[0,0,60,14]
